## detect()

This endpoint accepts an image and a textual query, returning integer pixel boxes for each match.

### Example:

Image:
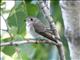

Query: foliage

[1,0,70,60]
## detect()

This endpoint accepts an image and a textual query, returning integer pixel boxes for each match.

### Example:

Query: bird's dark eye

[30,18,33,21]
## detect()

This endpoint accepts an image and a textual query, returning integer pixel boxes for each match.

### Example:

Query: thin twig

[0,39,59,47]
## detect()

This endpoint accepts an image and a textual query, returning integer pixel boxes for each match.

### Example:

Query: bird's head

[26,17,40,26]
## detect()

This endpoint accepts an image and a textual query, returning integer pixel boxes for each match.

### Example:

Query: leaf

[7,4,27,35]
[2,46,15,56]
[26,3,39,16]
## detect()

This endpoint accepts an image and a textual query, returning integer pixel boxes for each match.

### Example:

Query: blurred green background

[0,0,71,60]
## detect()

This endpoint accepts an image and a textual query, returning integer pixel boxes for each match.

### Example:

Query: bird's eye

[30,18,33,21]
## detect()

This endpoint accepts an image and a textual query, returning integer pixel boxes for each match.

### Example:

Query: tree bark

[59,0,80,60]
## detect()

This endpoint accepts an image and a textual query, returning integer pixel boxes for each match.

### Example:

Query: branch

[56,40,66,60]
[0,39,59,47]
[38,0,66,60]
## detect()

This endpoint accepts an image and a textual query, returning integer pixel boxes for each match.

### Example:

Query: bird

[26,17,57,43]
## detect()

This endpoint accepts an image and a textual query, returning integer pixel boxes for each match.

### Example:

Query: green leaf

[26,3,39,16]
[9,11,26,34]
[2,46,15,56]
[7,5,27,35]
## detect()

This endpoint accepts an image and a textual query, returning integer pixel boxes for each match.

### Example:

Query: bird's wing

[33,21,57,43]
